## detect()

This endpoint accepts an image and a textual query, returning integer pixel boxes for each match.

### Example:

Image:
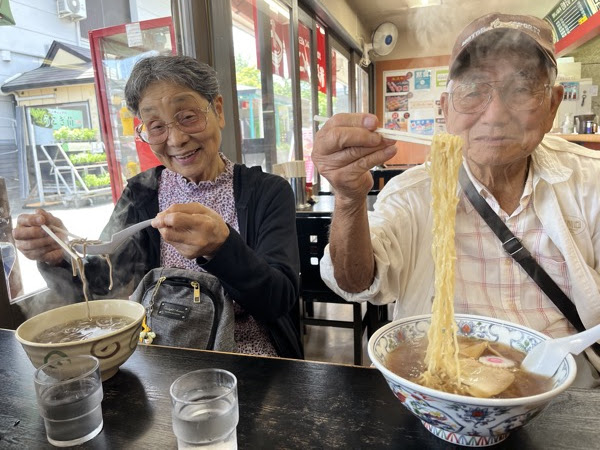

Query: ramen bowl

[16,299,145,381]
[368,314,577,447]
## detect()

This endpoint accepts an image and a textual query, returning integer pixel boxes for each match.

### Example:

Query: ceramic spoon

[71,219,154,255]
[521,323,600,377]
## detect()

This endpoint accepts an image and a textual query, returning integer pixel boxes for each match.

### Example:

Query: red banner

[298,22,311,83]
[270,17,288,78]
[316,23,326,94]
[253,0,290,79]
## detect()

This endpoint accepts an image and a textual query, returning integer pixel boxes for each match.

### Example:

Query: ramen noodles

[67,238,114,320]
[33,315,134,344]
[386,336,553,398]
[419,133,464,392]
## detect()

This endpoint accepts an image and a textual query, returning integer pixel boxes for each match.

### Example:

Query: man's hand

[312,113,396,203]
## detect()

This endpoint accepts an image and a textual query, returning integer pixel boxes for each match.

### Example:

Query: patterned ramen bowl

[16,299,145,381]
[368,314,577,447]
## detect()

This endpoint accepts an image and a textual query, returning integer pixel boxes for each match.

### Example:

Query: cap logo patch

[461,19,541,49]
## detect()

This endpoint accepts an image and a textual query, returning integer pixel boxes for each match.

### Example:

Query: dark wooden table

[2,328,599,449]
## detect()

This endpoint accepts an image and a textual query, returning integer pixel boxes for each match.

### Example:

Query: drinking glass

[170,368,239,449]
[34,355,104,447]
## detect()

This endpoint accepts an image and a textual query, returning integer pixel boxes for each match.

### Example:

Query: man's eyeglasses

[450,80,551,114]
[136,103,213,145]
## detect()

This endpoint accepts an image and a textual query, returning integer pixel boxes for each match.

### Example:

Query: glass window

[331,46,349,114]
[316,23,328,117]
[298,20,316,187]
[1,4,173,299]
[232,0,294,172]
[356,65,370,113]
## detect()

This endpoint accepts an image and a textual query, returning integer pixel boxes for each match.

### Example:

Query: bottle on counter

[561,113,573,134]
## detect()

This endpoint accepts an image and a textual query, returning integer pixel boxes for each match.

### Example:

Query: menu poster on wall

[544,0,599,41]
[385,73,411,93]
[560,81,580,101]
[414,70,431,90]
[383,66,447,135]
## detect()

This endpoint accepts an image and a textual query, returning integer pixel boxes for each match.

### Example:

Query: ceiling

[344,0,557,60]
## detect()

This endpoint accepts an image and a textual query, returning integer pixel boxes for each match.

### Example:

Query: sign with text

[545,1,599,40]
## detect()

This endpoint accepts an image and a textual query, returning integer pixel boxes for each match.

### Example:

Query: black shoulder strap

[458,165,600,353]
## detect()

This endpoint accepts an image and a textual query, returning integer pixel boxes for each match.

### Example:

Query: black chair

[296,215,367,365]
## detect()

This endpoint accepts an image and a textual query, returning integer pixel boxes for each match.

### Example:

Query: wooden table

[2,328,599,449]
[550,133,600,150]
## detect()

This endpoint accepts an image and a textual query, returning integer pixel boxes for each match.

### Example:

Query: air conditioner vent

[56,0,87,21]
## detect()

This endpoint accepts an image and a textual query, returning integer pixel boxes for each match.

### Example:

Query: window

[231,0,295,172]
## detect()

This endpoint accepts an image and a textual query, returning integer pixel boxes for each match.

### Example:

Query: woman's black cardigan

[40,164,303,359]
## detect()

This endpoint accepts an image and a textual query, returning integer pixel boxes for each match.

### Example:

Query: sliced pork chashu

[458,358,515,398]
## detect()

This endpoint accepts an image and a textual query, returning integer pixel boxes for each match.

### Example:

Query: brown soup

[34,315,134,344]
[385,336,553,398]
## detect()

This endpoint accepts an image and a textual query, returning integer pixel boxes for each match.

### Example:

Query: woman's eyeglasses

[136,103,212,145]
[450,81,551,114]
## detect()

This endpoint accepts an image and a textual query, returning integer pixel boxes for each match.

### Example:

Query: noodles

[67,238,114,320]
[419,132,464,393]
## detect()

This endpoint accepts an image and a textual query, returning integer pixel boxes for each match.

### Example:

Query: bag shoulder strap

[458,165,593,338]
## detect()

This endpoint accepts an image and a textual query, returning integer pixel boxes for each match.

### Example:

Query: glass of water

[34,355,104,447]
[170,368,239,449]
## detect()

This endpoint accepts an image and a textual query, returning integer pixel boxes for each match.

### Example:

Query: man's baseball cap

[449,13,557,79]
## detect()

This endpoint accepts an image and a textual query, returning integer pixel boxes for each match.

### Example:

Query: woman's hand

[13,209,68,266]
[312,113,396,204]
[152,203,230,260]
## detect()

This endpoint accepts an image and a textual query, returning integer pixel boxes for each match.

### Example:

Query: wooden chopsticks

[313,115,433,146]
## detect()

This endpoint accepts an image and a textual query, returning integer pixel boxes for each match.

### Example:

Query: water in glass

[38,377,103,446]
[172,387,238,449]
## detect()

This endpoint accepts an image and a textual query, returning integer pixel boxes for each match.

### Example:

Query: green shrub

[69,152,107,165]
[53,127,98,142]
[30,108,52,128]
[79,173,111,188]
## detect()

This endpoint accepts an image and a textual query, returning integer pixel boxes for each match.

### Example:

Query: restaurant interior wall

[317,0,368,49]
[374,55,449,166]
[568,34,600,121]
[343,0,557,61]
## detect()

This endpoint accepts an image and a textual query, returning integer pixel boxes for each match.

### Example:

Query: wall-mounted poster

[383,66,448,136]
[385,93,411,111]
[385,73,411,93]
[560,81,579,101]
[414,70,431,90]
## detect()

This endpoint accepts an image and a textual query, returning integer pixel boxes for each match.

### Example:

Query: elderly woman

[13,55,302,359]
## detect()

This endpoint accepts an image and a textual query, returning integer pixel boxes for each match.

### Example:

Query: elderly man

[313,13,600,386]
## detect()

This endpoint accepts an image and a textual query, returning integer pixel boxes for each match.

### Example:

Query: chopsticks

[314,115,433,145]
[41,224,81,261]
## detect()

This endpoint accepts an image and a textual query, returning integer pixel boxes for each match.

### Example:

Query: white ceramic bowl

[368,314,577,447]
[16,299,145,381]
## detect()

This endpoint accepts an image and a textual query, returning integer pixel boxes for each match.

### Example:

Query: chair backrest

[296,215,333,294]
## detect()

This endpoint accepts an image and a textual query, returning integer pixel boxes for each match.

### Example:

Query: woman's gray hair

[124,55,220,115]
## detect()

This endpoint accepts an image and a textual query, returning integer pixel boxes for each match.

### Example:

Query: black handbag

[130,267,236,352]
[458,165,600,355]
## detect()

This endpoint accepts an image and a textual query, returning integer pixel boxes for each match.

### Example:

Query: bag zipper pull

[140,276,166,345]
[139,316,156,344]
[191,281,201,303]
